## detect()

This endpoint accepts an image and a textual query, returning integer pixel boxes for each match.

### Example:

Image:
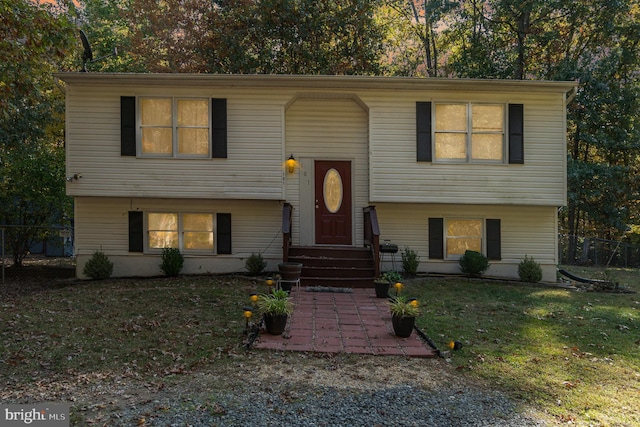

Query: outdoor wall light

[285,154,298,174]
[66,173,82,182]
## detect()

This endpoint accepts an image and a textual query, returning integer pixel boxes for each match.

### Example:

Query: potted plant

[374,270,402,298]
[388,295,420,338]
[257,288,294,335]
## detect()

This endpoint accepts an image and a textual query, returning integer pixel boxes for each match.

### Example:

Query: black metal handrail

[282,203,293,262]
[363,205,380,278]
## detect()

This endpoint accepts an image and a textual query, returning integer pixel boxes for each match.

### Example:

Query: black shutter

[416,102,432,162]
[508,104,524,164]
[121,96,136,156]
[128,211,144,253]
[486,219,501,260]
[216,213,232,254]
[428,217,444,259]
[212,98,227,158]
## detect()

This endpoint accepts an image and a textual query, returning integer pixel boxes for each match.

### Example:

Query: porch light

[285,154,298,174]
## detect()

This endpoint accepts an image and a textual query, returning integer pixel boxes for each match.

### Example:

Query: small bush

[380,270,402,283]
[160,248,184,277]
[83,251,114,280]
[459,250,490,276]
[401,247,420,276]
[518,255,543,283]
[245,252,267,276]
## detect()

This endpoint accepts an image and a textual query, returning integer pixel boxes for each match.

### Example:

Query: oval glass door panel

[323,168,343,213]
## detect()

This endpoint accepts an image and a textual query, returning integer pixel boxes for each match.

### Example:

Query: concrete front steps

[286,246,376,288]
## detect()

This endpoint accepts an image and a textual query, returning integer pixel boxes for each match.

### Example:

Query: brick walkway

[254,288,437,358]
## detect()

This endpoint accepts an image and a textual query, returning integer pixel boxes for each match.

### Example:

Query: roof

[54,72,578,94]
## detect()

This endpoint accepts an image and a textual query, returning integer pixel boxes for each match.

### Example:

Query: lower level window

[446,219,482,257]
[148,212,214,252]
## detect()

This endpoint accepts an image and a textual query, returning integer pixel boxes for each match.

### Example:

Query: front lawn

[1,267,638,425]
[412,266,639,426]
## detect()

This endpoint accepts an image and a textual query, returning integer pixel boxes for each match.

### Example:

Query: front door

[315,160,352,245]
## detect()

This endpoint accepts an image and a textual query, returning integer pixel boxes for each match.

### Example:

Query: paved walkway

[254,288,437,358]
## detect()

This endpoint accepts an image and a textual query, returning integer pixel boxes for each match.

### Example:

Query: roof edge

[54,72,578,93]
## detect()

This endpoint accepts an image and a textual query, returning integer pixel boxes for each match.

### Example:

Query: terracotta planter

[264,313,288,335]
[391,314,415,338]
[374,281,390,298]
[278,262,303,281]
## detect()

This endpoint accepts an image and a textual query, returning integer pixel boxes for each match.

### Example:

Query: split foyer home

[56,73,577,283]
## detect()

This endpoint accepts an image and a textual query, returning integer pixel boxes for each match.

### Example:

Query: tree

[83,0,386,75]
[380,0,456,77]
[0,0,75,265]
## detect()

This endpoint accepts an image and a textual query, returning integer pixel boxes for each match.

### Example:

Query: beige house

[56,73,577,283]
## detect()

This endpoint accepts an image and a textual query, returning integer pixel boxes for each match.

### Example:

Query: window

[428,217,501,260]
[147,212,214,252]
[140,98,210,157]
[445,218,482,258]
[434,103,505,163]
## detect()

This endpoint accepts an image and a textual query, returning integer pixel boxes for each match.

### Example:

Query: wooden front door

[315,160,352,245]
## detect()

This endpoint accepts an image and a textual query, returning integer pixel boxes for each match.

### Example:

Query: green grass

[1,268,638,426]
[410,266,640,426]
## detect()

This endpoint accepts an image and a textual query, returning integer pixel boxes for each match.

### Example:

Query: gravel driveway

[38,351,551,426]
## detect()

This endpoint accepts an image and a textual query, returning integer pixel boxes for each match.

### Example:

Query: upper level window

[140,98,210,157]
[434,103,505,163]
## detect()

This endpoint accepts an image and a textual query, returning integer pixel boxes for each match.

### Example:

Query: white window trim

[444,217,486,260]
[144,211,217,254]
[433,102,506,164]
[137,97,212,159]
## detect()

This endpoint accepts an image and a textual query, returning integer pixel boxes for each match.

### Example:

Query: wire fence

[559,234,640,268]
[1,226,75,285]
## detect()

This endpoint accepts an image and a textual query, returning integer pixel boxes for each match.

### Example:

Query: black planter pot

[391,314,415,338]
[264,313,288,335]
[280,281,293,294]
[374,281,390,298]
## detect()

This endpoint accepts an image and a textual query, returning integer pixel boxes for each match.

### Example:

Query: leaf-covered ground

[1,268,638,425]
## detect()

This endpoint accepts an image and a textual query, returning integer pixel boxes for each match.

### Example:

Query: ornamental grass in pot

[388,295,420,338]
[257,289,294,335]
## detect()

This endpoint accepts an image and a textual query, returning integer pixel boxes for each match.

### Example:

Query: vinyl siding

[366,91,567,206]
[65,79,568,207]
[65,86,289,200]
[284,96,369,246]
[74,196,283,278]
[374,203,558,282]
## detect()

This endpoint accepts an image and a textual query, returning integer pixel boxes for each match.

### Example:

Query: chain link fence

[559,234,640,268]
[1,226,75,285]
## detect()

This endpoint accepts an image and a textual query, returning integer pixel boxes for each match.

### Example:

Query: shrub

[245,252,267,276]
[160,248,184,277]
[401,247,420,276]
[459,250,490,276]
[380,270,402,283]
[83,251,114,280]
[518,255,543,283]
